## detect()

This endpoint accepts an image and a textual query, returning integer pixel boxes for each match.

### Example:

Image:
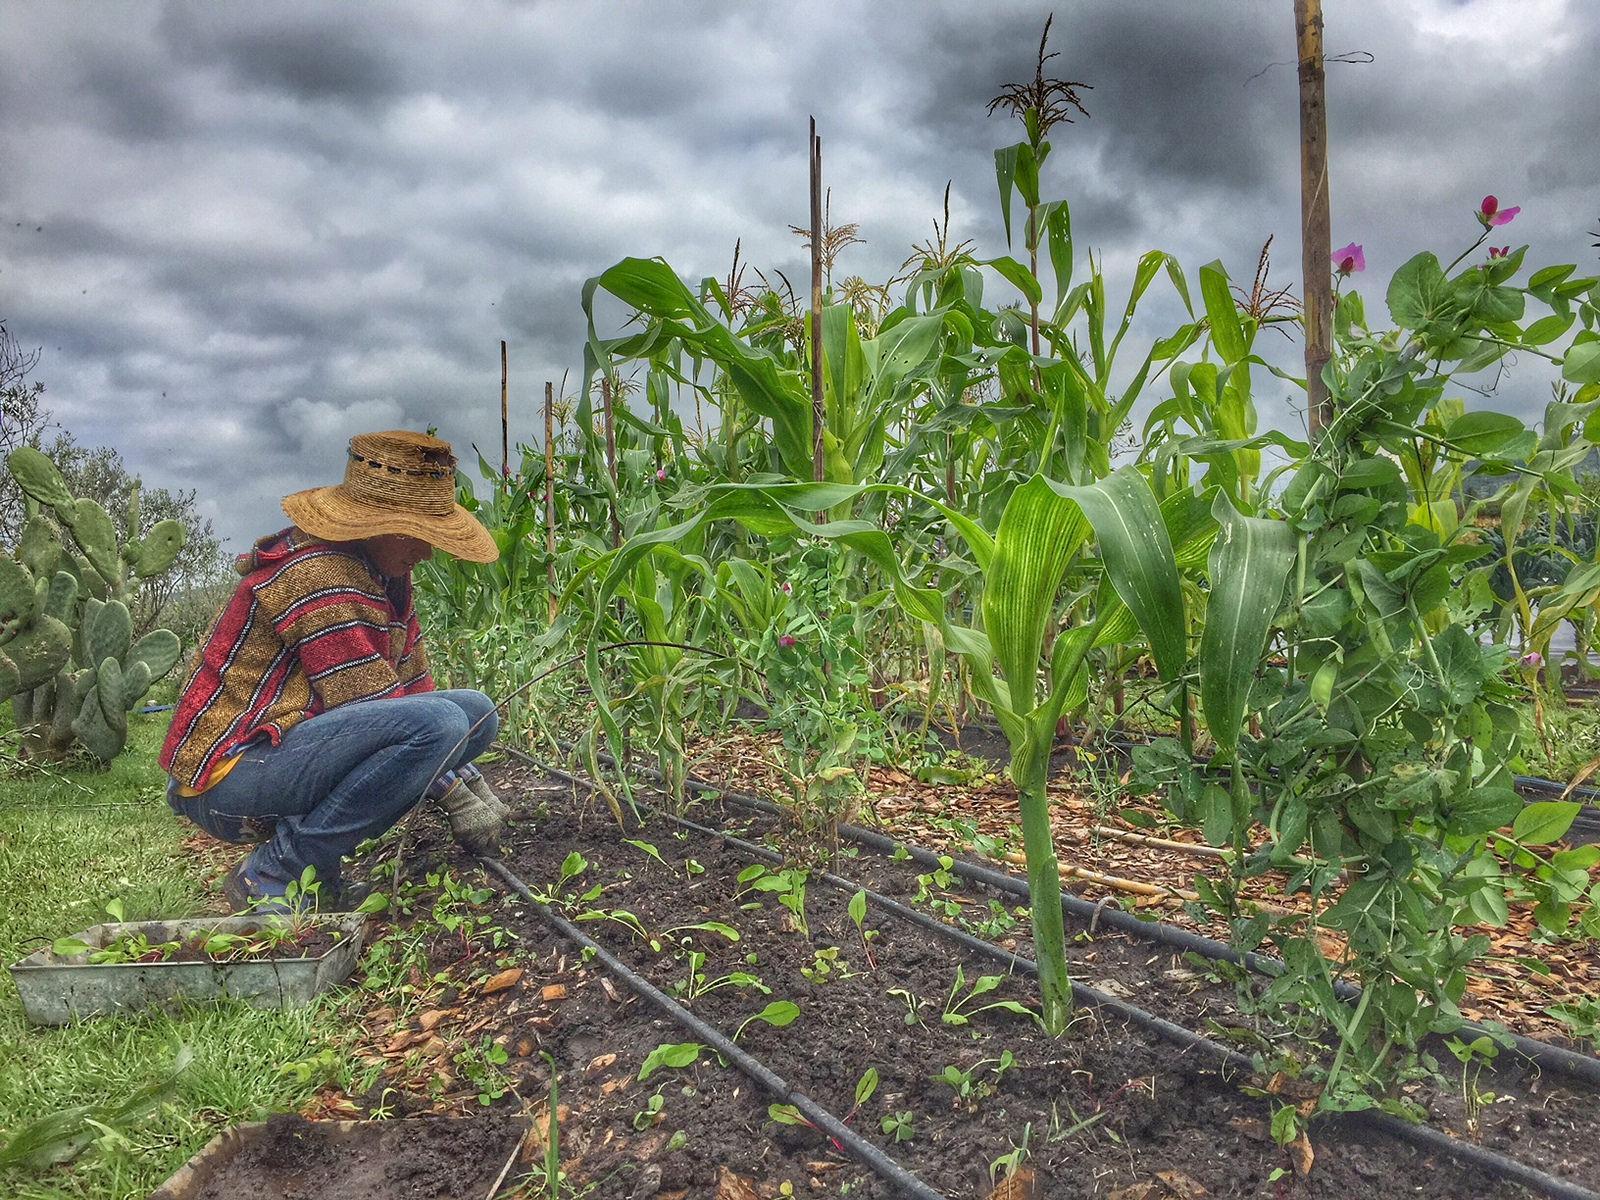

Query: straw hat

[282,430,499,563]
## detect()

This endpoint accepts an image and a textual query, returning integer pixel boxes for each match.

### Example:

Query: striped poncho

[160,526,434,790]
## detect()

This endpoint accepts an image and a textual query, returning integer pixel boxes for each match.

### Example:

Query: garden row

[478,754,1599,1198]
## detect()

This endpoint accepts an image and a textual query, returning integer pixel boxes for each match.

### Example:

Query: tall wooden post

[601,376,621,548]
[809,116,825,483]
[544,381,558,623]
[499,340,510,478]
[1295,0,1333,437]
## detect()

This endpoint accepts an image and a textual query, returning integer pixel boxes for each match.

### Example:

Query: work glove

[457,763,509,821]
[434,774,503,855]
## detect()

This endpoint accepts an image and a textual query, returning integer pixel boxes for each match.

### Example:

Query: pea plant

[1135,204,1600,1114]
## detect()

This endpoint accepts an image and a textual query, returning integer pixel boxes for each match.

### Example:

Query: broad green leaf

[1048,469,1187,680]
[1563,339,1600,385]
[1512,801,1581,846]
[638,1041,704,1082]
[1200,493,1296,752]
[981,256,1043,306]
[1452,788,1523,846]
[982,475,1089,713]
[1386,252,1450,329]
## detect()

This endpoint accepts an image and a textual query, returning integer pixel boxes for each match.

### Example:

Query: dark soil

[702,784,1600,1191]
[177,1112,523,1200]
[488,763,1542,1200]
[337,774,881,1199]
[167,923,343,963]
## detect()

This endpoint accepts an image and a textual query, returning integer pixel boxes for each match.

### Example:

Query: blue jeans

[168,689,498,893]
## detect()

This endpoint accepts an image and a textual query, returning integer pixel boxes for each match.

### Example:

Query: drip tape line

[558,743,1600,1090]
[507,747,1600,1200]
[476,854,948,1200]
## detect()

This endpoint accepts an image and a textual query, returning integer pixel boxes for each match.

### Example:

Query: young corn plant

[581,465,1185,1035]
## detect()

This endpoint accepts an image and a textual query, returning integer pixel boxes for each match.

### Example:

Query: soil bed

[491,763,1541,1200]
[702,787,1600,1189]
[183,1112,523,1200]
[337,776,881,1199]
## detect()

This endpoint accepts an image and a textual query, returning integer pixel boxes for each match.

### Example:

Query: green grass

[0,711,349,1200]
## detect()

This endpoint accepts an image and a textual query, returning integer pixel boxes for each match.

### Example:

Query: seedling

[989,1120,1033,1182]
[888,987,925,1027]
[454,1036,512,1105]
[633,1091,666,1130]
[770,1067,878,1148]
[847,890,878,968]
[801,945,850,984]
[733,1000,800,1043]
[674,949,768,1001]
[623,839,668,869]
[942,966,1042,1028]
[638,1041,704,1083]
[937,1051,1015,1107]
[880,1110,916,1143]
[1443,1034,1502,1132]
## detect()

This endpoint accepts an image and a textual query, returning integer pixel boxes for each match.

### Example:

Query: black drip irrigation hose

[507,748,1600,1200]
[476,855,949,1200]
[557,743,1600,1091]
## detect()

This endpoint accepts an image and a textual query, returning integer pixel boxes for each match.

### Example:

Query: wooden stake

[1295,0,1333,436]
[809,116,825,483]
[500,339,510,478]
[600,376,620,548]
[544,381,558,623]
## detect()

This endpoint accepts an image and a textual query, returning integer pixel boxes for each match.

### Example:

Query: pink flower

[1478,195,1520,228]
[1331,243,1365,276]
[1520,651,1543,669]
[655,467,667,482]
[778,634,797,649]
[1488,246,1511,259]
[779,581,792,595]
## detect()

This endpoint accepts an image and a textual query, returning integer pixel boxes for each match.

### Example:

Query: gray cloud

[2,0,1597,552]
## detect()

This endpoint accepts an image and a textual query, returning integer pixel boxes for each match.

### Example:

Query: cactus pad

[134,520,186,578]
[67,499,120,588]
[7,615,72,692]
[7,447,76,513]
[0,654,21,704]
[72,689,128,764]
[118,660,153,709]
[19,515,61,581]
[128,629,182,681]
[43,571,78,622]
[96,657,125,724]
[86,599,133,667]
[0,559,36,645]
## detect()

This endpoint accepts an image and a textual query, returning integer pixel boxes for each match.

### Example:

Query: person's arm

[255,549,406,710]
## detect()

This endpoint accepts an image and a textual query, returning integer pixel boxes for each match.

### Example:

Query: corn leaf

[1199,492,1296,752]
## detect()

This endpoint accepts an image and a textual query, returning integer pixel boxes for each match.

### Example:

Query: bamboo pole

[1295,0,1333,436]
[808,116,825,483]
[544,381,558,623]
[601,376,620,548]
[500,340,510,478]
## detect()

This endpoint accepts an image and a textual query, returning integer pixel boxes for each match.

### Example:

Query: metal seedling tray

[8,912,367,1025]
[147,1116,531,1200]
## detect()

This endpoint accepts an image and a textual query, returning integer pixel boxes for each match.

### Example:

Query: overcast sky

[3,0,1597,552]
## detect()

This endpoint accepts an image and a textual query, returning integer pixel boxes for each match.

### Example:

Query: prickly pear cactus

[4,447,189,766]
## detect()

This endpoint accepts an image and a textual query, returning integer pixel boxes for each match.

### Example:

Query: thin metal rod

[809,116,825,483]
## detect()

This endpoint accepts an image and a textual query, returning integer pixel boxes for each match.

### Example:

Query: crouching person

[159,430,507,912]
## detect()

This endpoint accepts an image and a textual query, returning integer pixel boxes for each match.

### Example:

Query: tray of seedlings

[482,758,1595,1200]
[8,904,367,1025]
